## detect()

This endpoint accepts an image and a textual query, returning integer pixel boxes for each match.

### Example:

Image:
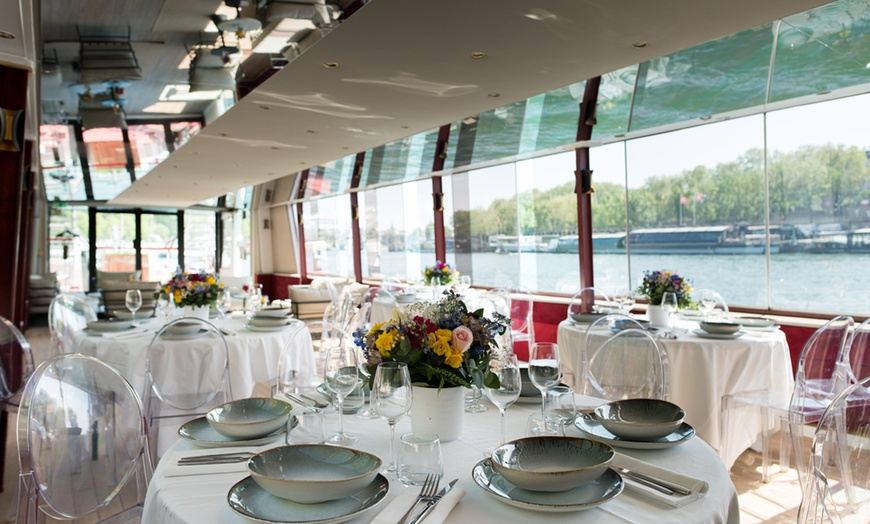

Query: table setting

[142,291,737,524]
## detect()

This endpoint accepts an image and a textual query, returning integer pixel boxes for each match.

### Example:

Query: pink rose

[452,325,473,353]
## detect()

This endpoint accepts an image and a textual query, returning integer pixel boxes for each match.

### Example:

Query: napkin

[101,327,153,340]
[162,447,261,478]
[220,327,237,336]
[369,486,466,524]
[613,453,708,508]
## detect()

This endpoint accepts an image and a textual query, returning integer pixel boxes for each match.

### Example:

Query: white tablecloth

[72,314,316,400]
[142,395,738,524]
[557,319,793,469]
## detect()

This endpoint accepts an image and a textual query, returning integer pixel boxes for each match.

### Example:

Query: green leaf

[484,371,500,389]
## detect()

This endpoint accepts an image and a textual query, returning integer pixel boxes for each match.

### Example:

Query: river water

[373,251,870,317]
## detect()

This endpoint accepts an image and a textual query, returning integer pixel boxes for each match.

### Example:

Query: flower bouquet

[636,270,693,308]
[423,261,458,286]
[355,291,511,389]
[160,269,223,308]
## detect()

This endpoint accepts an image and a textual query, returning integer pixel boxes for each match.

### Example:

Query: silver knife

[407,479,457,524]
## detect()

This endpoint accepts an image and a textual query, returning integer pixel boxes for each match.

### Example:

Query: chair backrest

[365,287,397,327]
[584,328,669,400]
[846,317,870,383]
[16,354,152,522]
[381,276,404,293]
[580,313,643,390]
[808,375,870,523]
[144,317,233,413]
[788,315,854,503]
[0,315,34,401]
[47,294,98,354]
[323,285,356,331]
[568,287,612,316]
[509,287,534,339]
[276,321,351,396]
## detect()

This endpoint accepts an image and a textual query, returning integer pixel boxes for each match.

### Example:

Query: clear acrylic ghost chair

[0,315,34,412]
[567,287,612,321]
[47,294,97,354]
[143,317,233,461]
[17,353,152,523]
[365,287,397,327]
[846,317,870,383]
[584,328,669,401]
[723,315,854,483]
[575,313,644,392]
[323,285,357,333]
[381,276,404,294]
[806,375,870,524]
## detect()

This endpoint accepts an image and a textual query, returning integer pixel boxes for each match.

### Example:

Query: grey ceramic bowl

[613,318,650,331]
[737,317,776,329]
[166,320,202,335]
[256,306,292,318]
[698,321,742,335]
[86,319,133,332]
[249,316,292,327]
[594,399,685,441]
[206,398,292,440]
[569,311,605,323]
[247,445,382,503]
[113,308,154,320]
[490,437,614,492]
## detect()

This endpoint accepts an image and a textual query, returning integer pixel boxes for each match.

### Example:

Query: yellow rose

[173,289,182,303]
[444,351,463,368]
[432,338,450,356]
[206,275,215,285]
[376,330,396,357]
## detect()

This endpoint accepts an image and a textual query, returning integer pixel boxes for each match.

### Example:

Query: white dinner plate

[472,458,623,512]
[159,328,210,341]
[178,417,287,448]
[248,317,294,328]
[227,474,389,524]
[245,322,296,332]
[83,325,136,336]
[691,329,746,340]
[256,307,293,318]
[574,412,695,449]
[86,319,134,332]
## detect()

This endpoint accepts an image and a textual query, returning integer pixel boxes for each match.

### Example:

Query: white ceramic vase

[647,304,670,328]
[410,385,464,442]
[182,305,210,321]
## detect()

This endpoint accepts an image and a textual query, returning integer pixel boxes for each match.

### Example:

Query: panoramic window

[48,206,90,292]
[184,210,217,272]
[302,195,353,278]
[140,213,178,281]
[40,125,87,201]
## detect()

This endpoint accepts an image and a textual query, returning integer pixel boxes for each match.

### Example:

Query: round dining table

[142,394,739,524]
[72,313,316,400]
[557,316,793,470]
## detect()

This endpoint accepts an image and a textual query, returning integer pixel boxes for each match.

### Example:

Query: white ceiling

[103,0,828,209]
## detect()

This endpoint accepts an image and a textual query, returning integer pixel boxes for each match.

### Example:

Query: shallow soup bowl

[490,437,614,492]
[698,321,742,335]
[594,399,685,441]
[165,320,202,336]
[206,398,292,440]
[247,445,382,503]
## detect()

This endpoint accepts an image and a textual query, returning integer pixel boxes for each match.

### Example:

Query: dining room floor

[0,320,803,523]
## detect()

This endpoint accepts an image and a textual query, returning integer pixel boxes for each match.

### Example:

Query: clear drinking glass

[156,292,171,323]
[398,433,443,487]
[457,275,472,294]
[371,362,412,475]
[617,289,636,314]
[323,345,360,445]
[355,353,379,419]
[125,289,142,327]
[529,342,561,414]
[696,290,716,319]
[661,292,679,336]
[485,354,521,446]
[217,288,232,320]
[465,386,487,413]
[548,385,577,426]
[286,406,326,445]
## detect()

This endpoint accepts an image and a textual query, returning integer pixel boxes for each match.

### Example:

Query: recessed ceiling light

[632,41,648,49]
[470,52,486,59]
[401,125,409,129]
[700,115,712,121]
[487,93,500,98]
[0,31,15,40]
[260,105,270,110]
[220,133,229,137]
[817,91,831,95]
[322,62,339,69]
[306,129,316,134]
[271,146,279,150]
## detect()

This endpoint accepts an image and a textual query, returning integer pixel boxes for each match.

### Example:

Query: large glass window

[128,124,170,179]
[141,213,178,281]
[302,196,354,278]
[48,206,90,292]
[83,128,132,200]
[767,94,870,314]
[94,212,137,274]
[184,211,217,272]
[40,125,87,201]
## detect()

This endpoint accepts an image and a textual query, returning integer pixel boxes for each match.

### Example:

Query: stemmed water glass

[617,289,636,314]
[696,290,717,319]
[529,342,561,415]
[371,362,412,475]
[323,346,360,445]
[661,292,679,336]
[125,289,142,327]
[217,288,232,321]
[456,275,472,294]
[485,354,521,447]
[156,291,171,323]
[355,349,380,420]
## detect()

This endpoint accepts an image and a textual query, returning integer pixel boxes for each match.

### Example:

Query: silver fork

[177,451,255,466]
[397,473,440,524]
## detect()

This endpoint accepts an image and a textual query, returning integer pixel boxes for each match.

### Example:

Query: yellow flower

[432,338,450,356]
[376,330,397,357]
[444,351,463,368]
[206,275,215,285]
[173,289,182,303]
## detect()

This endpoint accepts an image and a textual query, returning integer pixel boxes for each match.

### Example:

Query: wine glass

[457,275,472,294]
[464,385,487,413]
[323,346,360,444]
[156,292,171,323]
[661,292,679,336]
[216,288,232,321]
[125,289,142,327]
[371,362,412,475]
[617,289,636,314]
[485,354,521,447]
[355,349,380,420]
[529,342,561,415]
[696,290,717,319]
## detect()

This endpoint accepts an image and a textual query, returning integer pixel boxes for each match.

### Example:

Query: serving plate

[83,325,136,336]
[256,307,293,318]
[86,319,134,332]
[159,328,210,341]
[574,412,695,450]
[178,416,287,448]
[691,329,745,340]
[227,474,388,524]
[472,458,623,512]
